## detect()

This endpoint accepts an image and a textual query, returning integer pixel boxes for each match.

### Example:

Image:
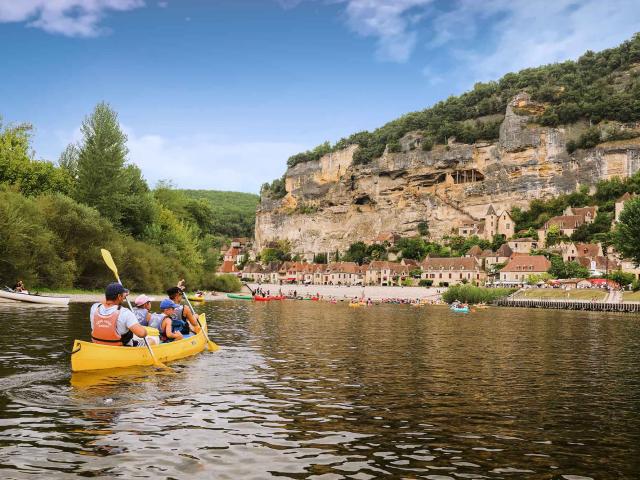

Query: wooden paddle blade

[100,249,119,279]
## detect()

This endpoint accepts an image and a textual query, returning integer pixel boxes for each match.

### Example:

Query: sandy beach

[243,283,443,301]
[0,286,440,304]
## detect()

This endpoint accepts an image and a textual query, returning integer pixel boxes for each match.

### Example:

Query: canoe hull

[226,293,253,300]
[71,314,209,372]
[0,290,69,305]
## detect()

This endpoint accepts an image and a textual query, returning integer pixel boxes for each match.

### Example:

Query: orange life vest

[91,305,123,345]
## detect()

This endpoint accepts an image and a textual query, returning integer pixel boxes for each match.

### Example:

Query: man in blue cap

[90,282,148,346]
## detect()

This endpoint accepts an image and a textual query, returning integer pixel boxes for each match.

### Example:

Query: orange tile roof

[500,255,551,273]
[421,257,480,270]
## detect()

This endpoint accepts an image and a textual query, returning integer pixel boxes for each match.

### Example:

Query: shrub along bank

[0,104,247,292]
[442,285,515,305]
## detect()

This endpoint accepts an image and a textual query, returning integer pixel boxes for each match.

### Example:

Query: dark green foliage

[260,175,287,199]
[210,274,242,292]
[613,197,640,266]
[571,211,613,242]
[442,285,514,304]
[387,140,401,153]
[0,103,255,291]
[548,255,590,278]
[607,270,635,287]
[417,221,429,237]
[0,121,73,196]
[419,279,433,287]
[443,235,489,257]
[286,142,332,168]
[421,137,433,152]
[342,242,389,264]
[181,189,258,238]
[282,33,640,170]
[313,252,328,264]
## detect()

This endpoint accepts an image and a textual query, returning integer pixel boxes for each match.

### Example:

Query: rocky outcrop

[255,94,640,257]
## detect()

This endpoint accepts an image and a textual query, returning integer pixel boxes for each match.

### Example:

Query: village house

[563,206,598,223]
[420,257,485,287]
[365,262,409,286]
[458,205,514,241]
[497,255,551,285]
[373,231,401,247]
[561,242,603,262]
[324,262,363,286]
[241,262,264,282]
[507,237,539,254]
[537,215,585,246]
[482,243,513,272]
[218,260,240,275]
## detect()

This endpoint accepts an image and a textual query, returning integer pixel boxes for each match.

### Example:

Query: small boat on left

[0,289,70,306]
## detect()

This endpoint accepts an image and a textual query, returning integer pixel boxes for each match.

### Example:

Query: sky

[1,0,639,194]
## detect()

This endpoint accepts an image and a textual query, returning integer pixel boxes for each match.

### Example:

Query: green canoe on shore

[227,293,253,300]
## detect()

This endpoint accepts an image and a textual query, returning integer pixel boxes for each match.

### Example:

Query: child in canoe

[159,299,195,343]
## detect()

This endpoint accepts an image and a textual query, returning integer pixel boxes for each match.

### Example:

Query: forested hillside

[180,190,258,238]
[0,104,254,291]
[285,33,640,169]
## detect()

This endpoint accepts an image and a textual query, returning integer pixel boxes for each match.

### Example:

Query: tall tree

[74,102,130,226]
[614,197,640,265]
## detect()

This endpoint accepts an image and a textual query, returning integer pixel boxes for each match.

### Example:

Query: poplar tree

[74,102,129,226]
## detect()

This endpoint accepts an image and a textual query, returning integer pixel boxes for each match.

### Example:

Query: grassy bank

[516,289,606,301]
[442,285,515,304]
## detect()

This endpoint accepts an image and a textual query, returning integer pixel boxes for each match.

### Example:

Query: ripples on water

[0,301,639,478]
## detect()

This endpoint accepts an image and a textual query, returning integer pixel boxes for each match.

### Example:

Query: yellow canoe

[70,314,210,372]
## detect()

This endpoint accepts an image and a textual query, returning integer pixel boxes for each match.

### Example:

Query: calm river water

[0,301,639,479]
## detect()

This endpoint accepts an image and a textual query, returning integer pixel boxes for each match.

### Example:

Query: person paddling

[90,283,148,346]
[159,299,184,343]
[166,286,201,334]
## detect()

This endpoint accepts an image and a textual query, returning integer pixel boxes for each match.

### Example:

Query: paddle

[181,289,219,352]
[242,282,256,295]
[100,248,171,370]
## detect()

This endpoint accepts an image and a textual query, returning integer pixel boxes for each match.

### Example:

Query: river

[0,301,638,479]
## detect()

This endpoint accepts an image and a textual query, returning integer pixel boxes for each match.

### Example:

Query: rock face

[255,94,640,257]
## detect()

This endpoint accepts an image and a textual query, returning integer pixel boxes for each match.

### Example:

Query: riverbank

[243,283,442,301]
[0,291,229,304]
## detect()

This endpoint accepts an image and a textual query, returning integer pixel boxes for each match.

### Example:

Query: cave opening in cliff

[453,169,484,184]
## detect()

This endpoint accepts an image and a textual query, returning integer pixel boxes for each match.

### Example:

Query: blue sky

[1,0,639,193]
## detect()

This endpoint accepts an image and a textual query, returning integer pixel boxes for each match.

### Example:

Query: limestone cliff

[255,93,640,257]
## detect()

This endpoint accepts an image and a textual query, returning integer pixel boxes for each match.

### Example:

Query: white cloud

[426,0,640,84]
[123,129,306,193]
[339,0,433,62]
[0,0,145,36]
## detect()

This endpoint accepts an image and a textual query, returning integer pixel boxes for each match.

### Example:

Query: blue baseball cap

[105,282,129,298]
[160,299,179,310]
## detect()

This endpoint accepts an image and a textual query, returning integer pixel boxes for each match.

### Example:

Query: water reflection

[0,301,638,478]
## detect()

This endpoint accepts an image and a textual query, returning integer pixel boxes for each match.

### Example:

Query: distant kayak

[187,295,205,302]
[226,293,253,300]
[450,306,470,313]
[0,290,69,306]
